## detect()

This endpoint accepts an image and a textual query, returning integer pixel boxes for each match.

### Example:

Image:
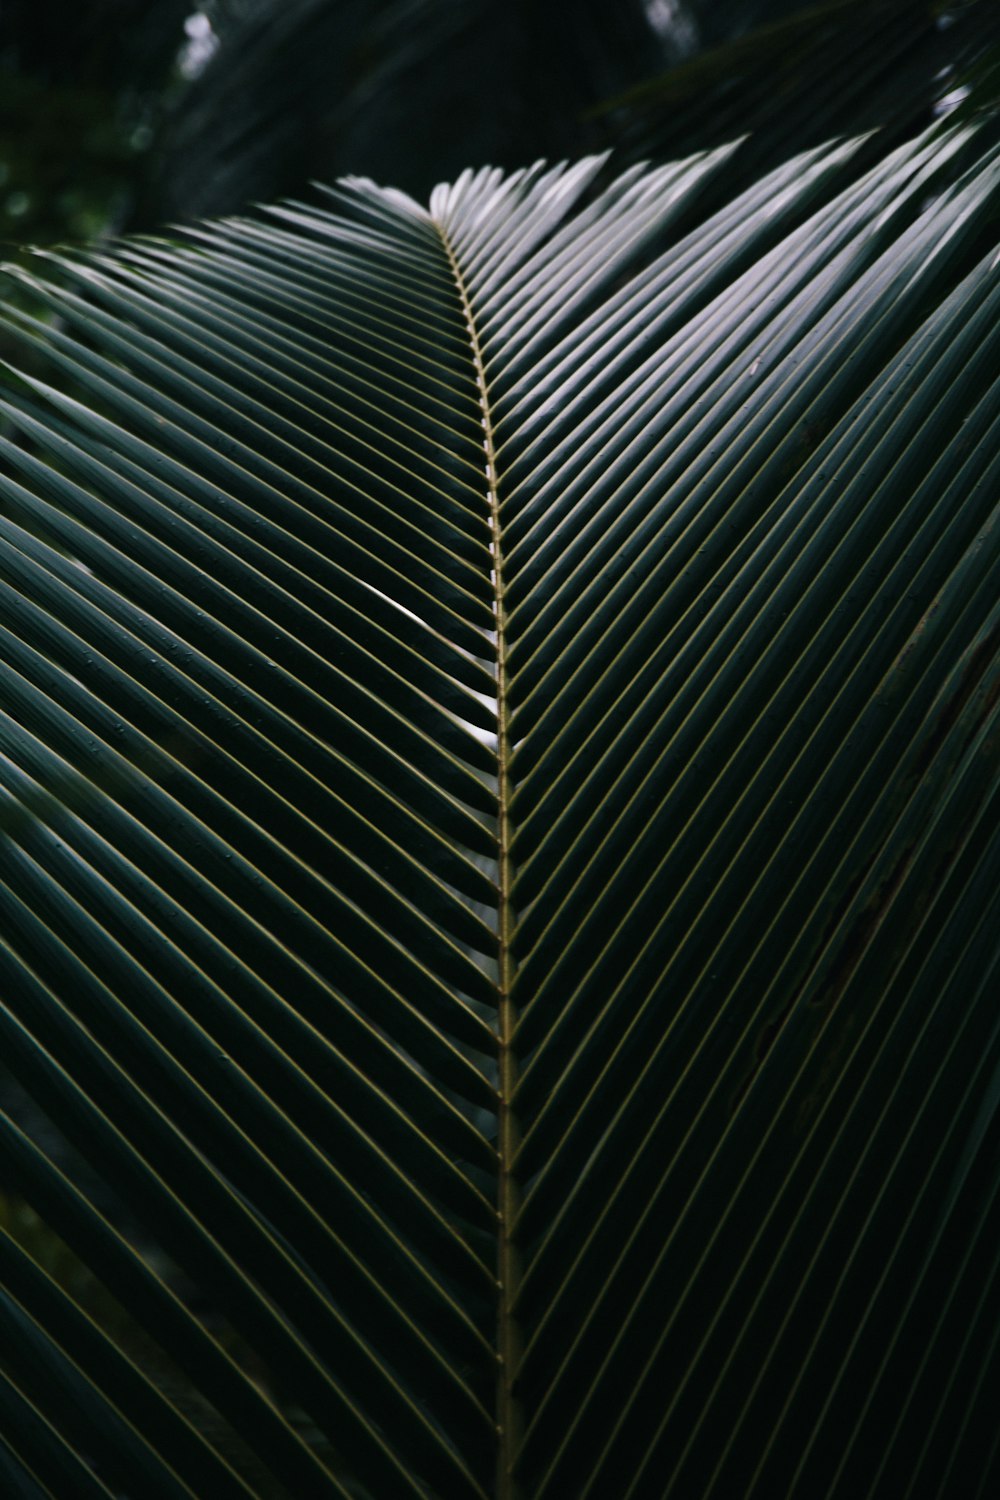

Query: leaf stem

[436,219,524,1500]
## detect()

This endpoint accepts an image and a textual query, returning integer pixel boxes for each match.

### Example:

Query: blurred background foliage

[0,0,997,253]
[0,0,189,247]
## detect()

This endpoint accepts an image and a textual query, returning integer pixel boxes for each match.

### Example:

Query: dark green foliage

[607,0,1000,191]
[1,3,999,1497]
[141,0,666,218]
[1,104,999,1495]
[0,0,190,245]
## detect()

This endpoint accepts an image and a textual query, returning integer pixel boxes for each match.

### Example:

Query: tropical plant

[0,90,999,1500]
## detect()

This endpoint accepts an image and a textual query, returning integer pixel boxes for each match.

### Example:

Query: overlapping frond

[1,112,998,1497]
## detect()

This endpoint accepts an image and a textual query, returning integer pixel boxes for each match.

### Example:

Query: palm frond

[1,110,998,1497]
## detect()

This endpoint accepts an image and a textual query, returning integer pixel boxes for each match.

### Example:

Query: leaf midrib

[436,217,524,1499]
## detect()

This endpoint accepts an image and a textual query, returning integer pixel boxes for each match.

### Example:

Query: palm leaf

[0,110,998,1498]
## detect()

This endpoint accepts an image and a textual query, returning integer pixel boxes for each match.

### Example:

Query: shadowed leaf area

[0,5,999,1496]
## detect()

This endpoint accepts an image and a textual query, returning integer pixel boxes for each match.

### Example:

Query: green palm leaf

[0,112,998,1498]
